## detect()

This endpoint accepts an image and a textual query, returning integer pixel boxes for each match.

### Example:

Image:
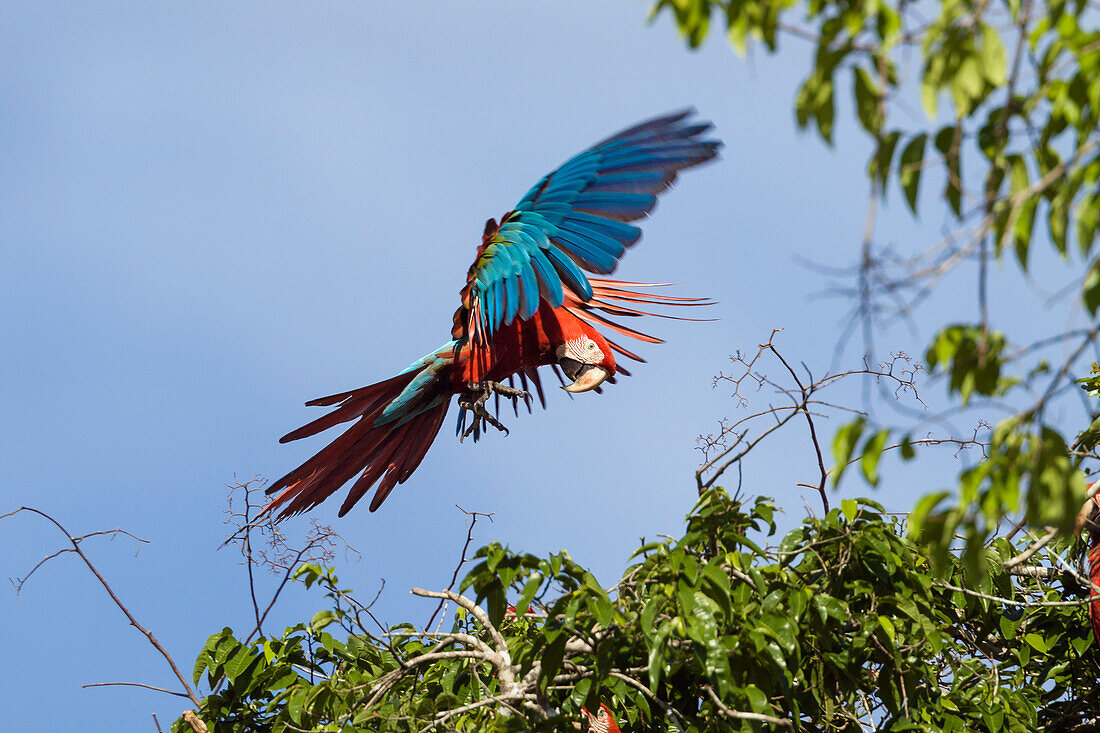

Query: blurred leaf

[860,429,891,487]
[1083,259,1100,315]
[854,66,883,134]
[980,24,1007,85]
[832,417,867,486]
[898,133,927,213]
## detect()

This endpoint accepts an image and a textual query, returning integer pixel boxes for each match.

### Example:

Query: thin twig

[81,682,191,698]
[1003,527,1057,569]
[3,507,200,706]
[426,506,494,631]
[934,581,1092,607]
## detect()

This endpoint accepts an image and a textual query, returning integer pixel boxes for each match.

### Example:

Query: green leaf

[1024,633,1048,653]
[980,24,1007,85]
[568,677,592,709]
[1000,155,1034,266]
[878,615,896,644]
[934,125,963,216]
[815,76,836,144]
[869,130,901,195]
[860,429,890,487]
[898,134,927,213]
[842,498,858,522]
[907,491,951,538]
[1078,193,1099,257]
[877,5,901,47]
[761,613,798,657]
[853,66,883,135]
[539,633,568,690]
[1050,192,1070,256]
[223,646,256,684]
[900,434,917,460]
[647,622,672,691]
[1015,198,1038,268]
[727,5,750,55]
[984,708,1006,731]
[285,686,308,725]
[813,594,849,623]
[192,649,211,686]
[1083,259,1100,315]
[515,573,543,616]
[310,610,337,632]
[921,58,941,117]
[293,563,323,588]
[953,54,984,114]
[832,417,867,487]
[486,580,507,628]
[744,684,769,714]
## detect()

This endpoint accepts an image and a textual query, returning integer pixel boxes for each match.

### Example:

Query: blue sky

[0,2,1084,730]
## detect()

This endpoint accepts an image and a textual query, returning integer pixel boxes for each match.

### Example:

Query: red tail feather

[280,372,418,444]
[264,376,448,519]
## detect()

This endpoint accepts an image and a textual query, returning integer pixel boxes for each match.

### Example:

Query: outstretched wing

[451,109,721,347]
[562,278,714,364]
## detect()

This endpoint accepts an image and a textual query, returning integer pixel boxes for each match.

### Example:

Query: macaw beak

[559,357,610,393]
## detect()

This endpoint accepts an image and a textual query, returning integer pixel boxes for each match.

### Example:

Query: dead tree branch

[2,507,200,706]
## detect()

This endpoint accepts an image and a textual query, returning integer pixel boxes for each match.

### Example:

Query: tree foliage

[653,0,1100,570]
[176,488,1100,731]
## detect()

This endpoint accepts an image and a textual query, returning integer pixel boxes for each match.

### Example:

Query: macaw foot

[458,381,530,442]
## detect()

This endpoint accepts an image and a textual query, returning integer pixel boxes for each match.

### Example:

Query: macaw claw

[458,381,530,442]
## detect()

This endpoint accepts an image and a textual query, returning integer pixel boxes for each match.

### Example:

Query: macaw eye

[587,341,597,350]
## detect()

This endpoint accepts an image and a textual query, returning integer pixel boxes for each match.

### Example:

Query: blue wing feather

[518,261,540,319]
[561,212,641,246]
[490,276,504,335]
[460,109,720,339]
[528,248,564,305]
[544,246,593,301]
[502,273,517,325]
[551,229,622,273]
[573,192,657,220]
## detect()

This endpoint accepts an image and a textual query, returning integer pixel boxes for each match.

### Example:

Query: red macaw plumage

[582,704,622,733]
[264,110,720,519]
[1077,491,1100,646]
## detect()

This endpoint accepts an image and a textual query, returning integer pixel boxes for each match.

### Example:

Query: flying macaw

[264,110,720,519]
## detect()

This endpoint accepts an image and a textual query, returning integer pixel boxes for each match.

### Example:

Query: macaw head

[555,327,616,394]
[1077,487,1100,537]
[581,704,621,733]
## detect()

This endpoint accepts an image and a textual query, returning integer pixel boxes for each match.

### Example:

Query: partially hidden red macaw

[582,704,622,733]
[264,110,720,519]
[1077,490,1100,646]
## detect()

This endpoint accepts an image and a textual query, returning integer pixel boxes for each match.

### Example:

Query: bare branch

[426,506,494,632]
[81,682,192,698]
[3,507,200,706]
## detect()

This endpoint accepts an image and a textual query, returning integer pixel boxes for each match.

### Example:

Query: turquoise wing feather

[453,109,721,343]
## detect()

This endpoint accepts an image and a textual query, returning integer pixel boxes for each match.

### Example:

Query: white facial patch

[555,336,604,365]
[585,707,615,733]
